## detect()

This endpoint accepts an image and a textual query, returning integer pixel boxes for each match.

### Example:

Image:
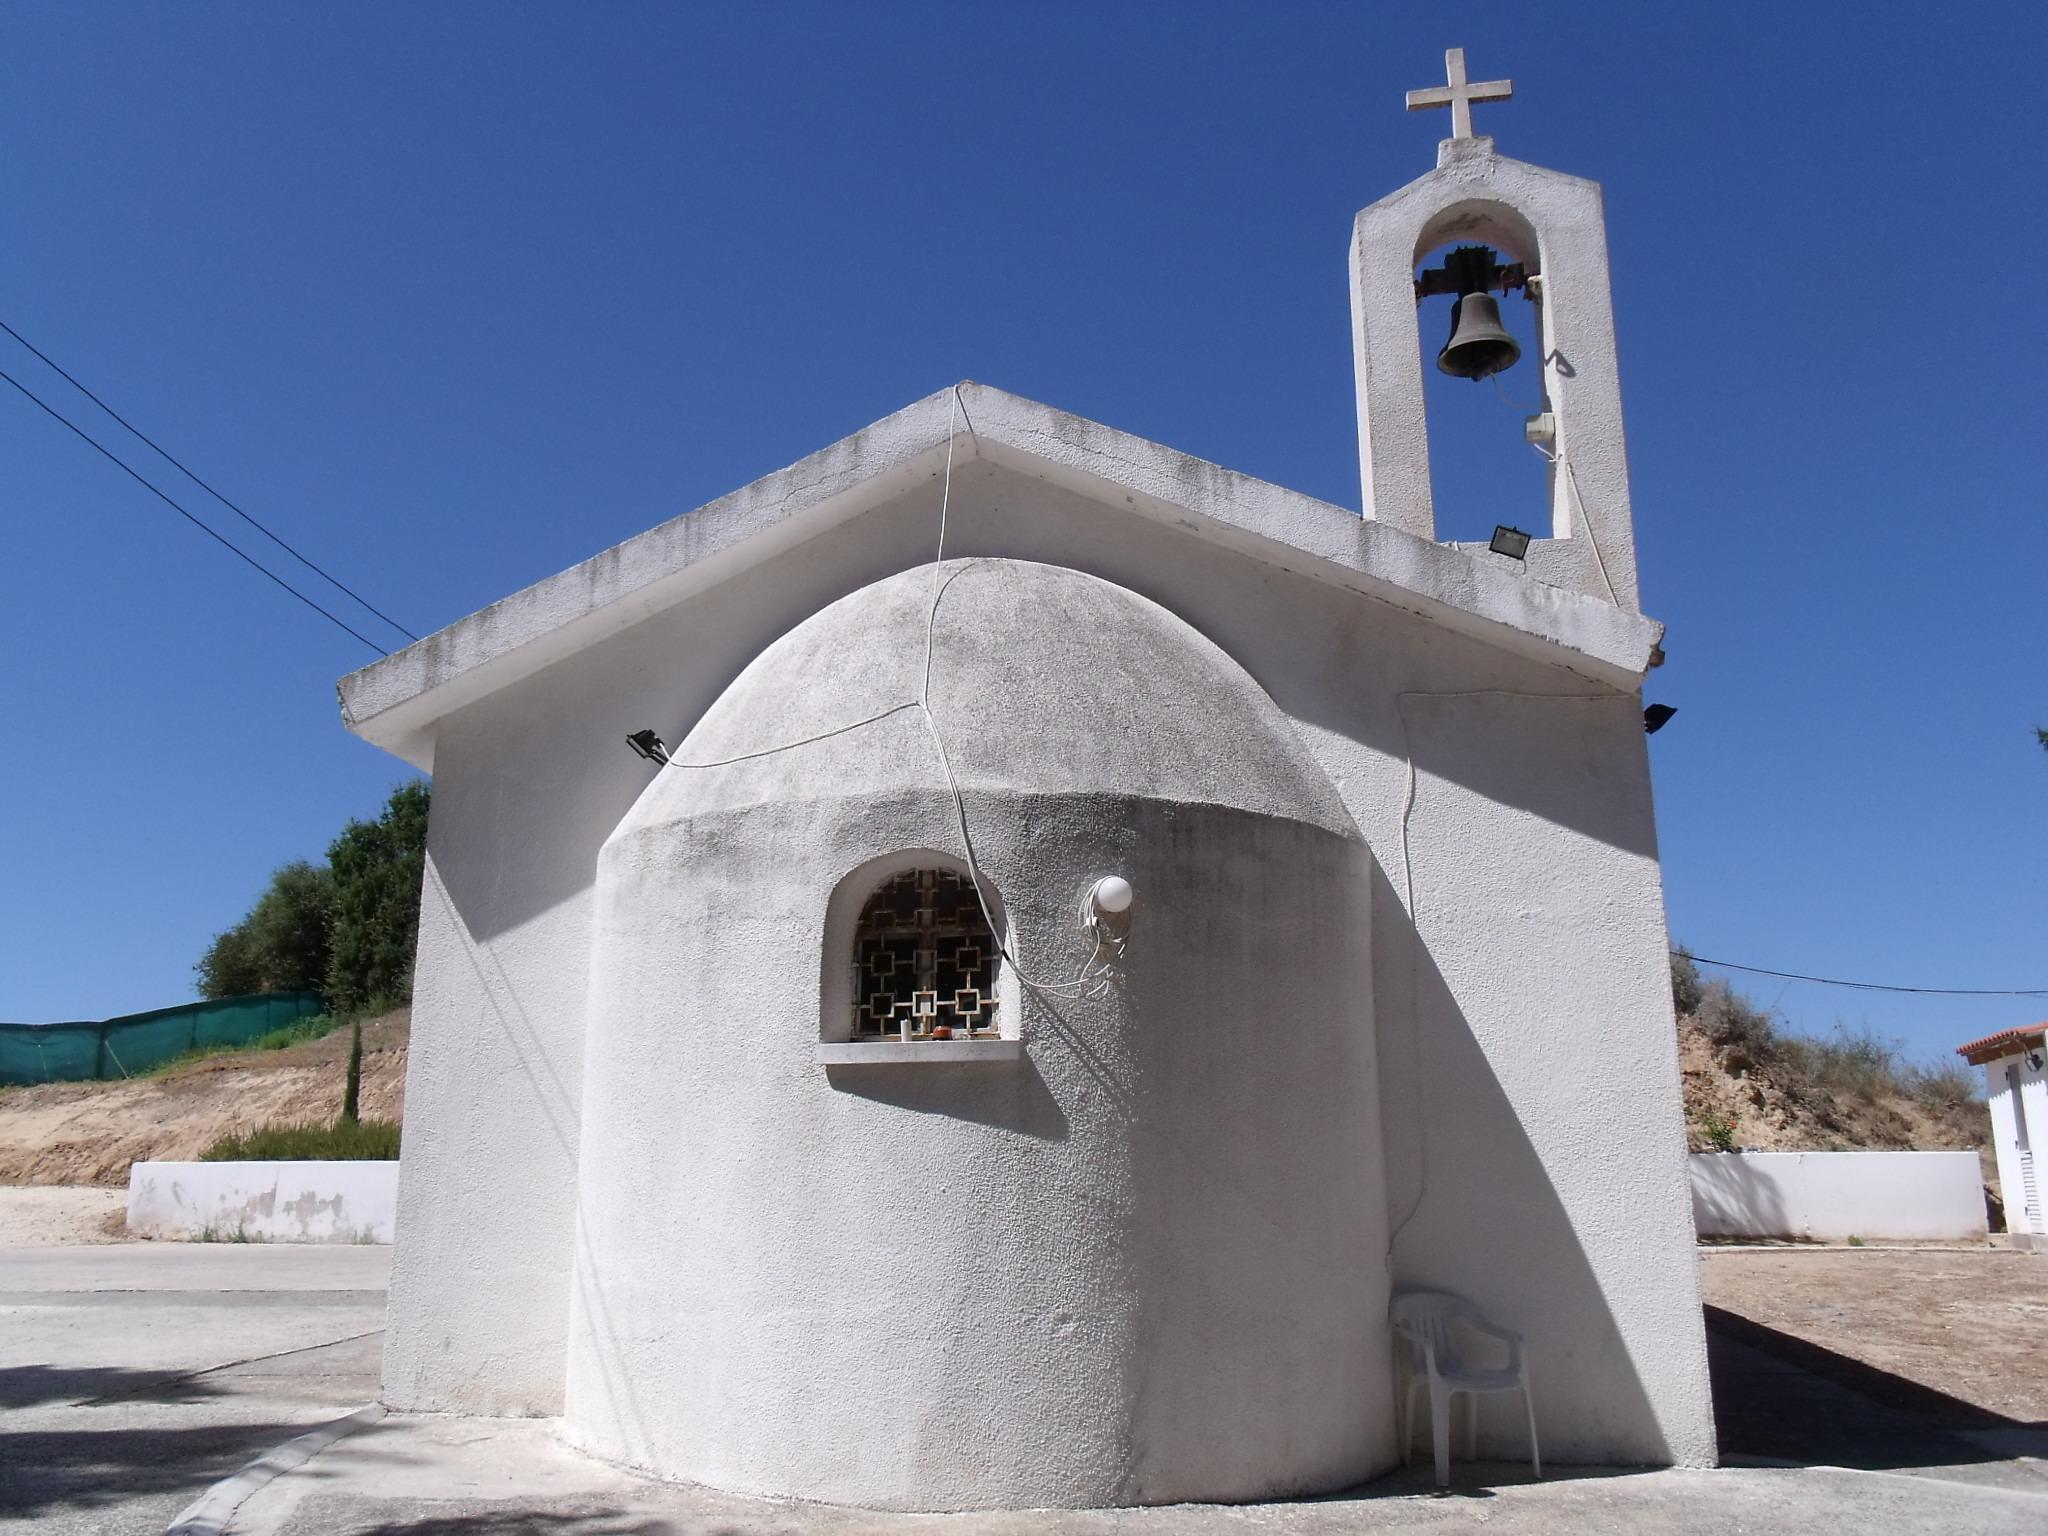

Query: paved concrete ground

[6,1241,2048,1535]
[228,1412,2048,1536]
[0,1243,389,1536]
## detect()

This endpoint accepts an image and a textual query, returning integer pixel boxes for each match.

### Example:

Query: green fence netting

[0,992,326,1086]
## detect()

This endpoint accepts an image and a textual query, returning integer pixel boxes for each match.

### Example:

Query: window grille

[852,868,999,1040]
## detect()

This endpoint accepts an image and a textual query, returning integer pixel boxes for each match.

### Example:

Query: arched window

[852,868,1000,1041]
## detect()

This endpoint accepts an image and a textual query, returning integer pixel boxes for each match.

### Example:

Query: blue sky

[0,3,2040,1065]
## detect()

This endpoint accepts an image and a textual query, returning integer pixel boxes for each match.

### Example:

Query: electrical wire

[637,384,1120,1000]
[0,365,391,656]
[1561,457,1619,604]
[662,702,922,770]
[0,319,418,645]
[912,388,1121,1001]
[1489,373,1545,411]
[1680,953,2048,999]
[1525,434,1620,603]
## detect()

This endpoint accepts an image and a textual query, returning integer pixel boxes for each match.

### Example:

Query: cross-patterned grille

[853,868,999,1040]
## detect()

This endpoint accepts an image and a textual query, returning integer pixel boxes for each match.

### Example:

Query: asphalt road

[0,1243,387,1536]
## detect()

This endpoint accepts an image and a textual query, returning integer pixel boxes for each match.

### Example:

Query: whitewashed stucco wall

[1983,1052,2047,1237]
[383,458,1711,1468]
[565,562,1392,1508]
[127,1161,399,1243]
[1690,1151,1986,1242]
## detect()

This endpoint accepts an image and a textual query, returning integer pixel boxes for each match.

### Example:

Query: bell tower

[1352,48,1641,611]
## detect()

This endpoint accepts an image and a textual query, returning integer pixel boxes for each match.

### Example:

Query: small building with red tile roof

[1959,1024,2047,1244]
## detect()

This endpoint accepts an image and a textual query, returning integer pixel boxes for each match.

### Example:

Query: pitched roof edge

[339,381,1664,770]
[1957,1024,2047,1065]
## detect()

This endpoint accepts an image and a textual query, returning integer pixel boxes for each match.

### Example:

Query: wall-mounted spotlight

[2027,1051,2044,1073]
[1489,525,1532,561]
[1088,875,1133,919]
[625,729,670,766]
[1643,704,1677,735]
[1081,875,1135,945]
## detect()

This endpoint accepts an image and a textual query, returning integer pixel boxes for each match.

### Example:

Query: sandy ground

[1699,1248,2048,1423]
[0,1010,406,1186]
[0,1185,130,1245]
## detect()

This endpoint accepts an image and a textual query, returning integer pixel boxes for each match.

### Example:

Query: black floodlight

[625,728,670,765]
[1488,524,1532,560]
[1643,704,1678,735]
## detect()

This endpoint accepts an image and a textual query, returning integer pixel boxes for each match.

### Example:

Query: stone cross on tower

[1405,47,1513,140]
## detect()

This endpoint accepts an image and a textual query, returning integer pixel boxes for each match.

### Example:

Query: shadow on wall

[1689,1155,1793,1241]
[429,493,960,946]
[428,466,1663,949]
[883,466,1663,862]
[1371,858,1676,1466]
[424,857,582,1172]
[825,1059,1071,1142]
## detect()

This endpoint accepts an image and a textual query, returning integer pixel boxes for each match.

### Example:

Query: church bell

[1437,290,1520,381]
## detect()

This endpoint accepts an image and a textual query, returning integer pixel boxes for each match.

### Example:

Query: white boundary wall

[1690,1151,1985,1242]
[127,1160,398,1243]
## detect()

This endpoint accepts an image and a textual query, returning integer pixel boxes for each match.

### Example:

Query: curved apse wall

[564,560,1396,1509]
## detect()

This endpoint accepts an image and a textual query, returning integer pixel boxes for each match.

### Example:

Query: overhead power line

[1680,951,2048,999]
[0,317,417,644]
[0,365,389,655]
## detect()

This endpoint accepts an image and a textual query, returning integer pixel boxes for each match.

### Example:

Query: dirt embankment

[1677,1008,1999,1222]
[0,1009,407,1187]
[1678,1012,1981,1155]
[0,1001,1991,1192]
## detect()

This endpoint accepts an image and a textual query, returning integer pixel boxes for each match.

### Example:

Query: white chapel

[339,50,1716,1510]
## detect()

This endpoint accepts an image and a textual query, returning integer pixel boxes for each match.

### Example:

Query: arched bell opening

[1410,199,1556,547]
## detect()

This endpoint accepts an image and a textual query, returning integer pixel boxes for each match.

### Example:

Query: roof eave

[339,381,1665,771]
[1957,1026,2048,1066]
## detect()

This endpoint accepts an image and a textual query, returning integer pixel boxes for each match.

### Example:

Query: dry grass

[1673,951,1986,1157]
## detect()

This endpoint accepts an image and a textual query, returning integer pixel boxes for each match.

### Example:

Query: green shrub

[200,1116,400,1162]
[195,1219,265,1243]
[1701,1108,1738,1153]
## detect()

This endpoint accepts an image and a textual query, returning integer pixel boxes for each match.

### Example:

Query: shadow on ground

[341,1516,665,1536]
[0,1419,310,1520]
[1705,1304,2048,1471]
[0,1360,228,1409]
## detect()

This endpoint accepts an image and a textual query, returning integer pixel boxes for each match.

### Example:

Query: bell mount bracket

[1413,244,1530,304]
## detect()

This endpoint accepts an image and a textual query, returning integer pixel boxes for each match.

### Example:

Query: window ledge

[815,1040,1024,1065]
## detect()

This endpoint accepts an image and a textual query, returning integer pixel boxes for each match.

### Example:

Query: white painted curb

[165,1402,385,1536]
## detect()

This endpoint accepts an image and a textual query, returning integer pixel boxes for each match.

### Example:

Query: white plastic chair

[1390,1290,1540,1488]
